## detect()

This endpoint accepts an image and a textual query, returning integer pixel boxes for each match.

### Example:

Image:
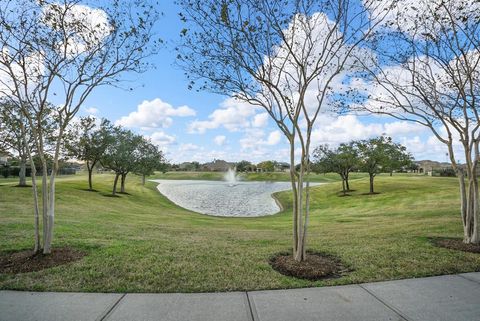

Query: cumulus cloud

[149,131,176,147]
[116,98,196,129]
[252,113,269,128]
[188,97,258,133]
[214,135,227,146]
[84,107,99,115]
[178,143,201,152]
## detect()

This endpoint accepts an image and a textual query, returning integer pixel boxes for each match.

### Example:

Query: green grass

[0,172,478,293]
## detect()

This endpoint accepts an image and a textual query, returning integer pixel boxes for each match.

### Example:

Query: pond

[152,179,321,217]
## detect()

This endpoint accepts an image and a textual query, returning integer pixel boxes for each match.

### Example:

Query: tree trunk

[345,172,350,191]
[41,158,48,253]
[289,137,299,259]
[112,173,120,195]
[18,157,27,186]
[142,174,146,186]
[369,173,375,194]
[87,160,95,190]
[390,171,393,177]
[120,173,127,193]
[341,176,346,195]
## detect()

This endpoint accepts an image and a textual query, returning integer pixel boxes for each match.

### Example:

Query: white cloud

[252,113,269,127]
[383,121,426,136]
[149,131,176,147]
[84,107,99,115]
[266,130,282,145]
[188,97,257,133]
[178,143,201,152]
[116,98,195,128]
[214,135,227,146]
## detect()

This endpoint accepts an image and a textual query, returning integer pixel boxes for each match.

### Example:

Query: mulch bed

[431,237,480,253]
[0,247,86,274]
[269,252,350,280]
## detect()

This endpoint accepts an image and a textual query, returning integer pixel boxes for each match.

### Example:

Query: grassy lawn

[0,172,478,293]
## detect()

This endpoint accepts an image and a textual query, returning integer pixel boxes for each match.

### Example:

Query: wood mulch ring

[430,237,480,254]
[0,247,86,274]
[269,251,351,281]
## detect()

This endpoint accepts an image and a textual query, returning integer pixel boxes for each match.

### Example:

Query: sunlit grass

[0,172,478,293]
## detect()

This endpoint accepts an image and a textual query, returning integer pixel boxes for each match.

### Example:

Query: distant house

[415,160,452,176]
[202,159,235,172]
[274,162,290,172]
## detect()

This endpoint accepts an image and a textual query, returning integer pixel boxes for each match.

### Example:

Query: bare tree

[356,0,480,244]
[177,0,395,261]
[0,0,161,254]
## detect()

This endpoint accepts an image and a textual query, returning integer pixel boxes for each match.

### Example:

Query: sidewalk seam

[358,284,411,321]
[98,293,126,321]
[458,274,480,285]
[245,292,258,321]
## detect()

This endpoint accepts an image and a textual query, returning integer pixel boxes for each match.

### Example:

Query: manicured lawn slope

[0,173,478,292]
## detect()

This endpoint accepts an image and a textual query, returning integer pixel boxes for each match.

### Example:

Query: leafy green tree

[313,143,359,195]
[101,127,143,195]
[257,161,275,172]
[236,160,252,172]
[355,136,410,194]
[65,117,113,191]
[134,140,166,185]
[0,101,31,186]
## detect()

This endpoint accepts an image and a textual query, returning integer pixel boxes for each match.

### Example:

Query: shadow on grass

[78,188,99,192]
[360,192,381,196]
[12,185,32,188]
[117,192,132,195]
[102,194,121,198]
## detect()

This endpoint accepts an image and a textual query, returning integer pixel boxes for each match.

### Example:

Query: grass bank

[0,172,478,292]
[152,171,368,182]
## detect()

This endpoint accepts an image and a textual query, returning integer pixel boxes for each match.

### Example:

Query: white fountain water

[224,167,238,186]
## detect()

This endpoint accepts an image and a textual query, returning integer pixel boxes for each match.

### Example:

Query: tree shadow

[78,188,99,192]
[102,194,121,198]
[12,185,32,188]
[360,192,381,195]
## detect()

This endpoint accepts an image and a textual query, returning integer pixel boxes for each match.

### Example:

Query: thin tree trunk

[87,160,94,190]
[112,173,120,195]
[120,173,127,193]
[18,157,27,186]
[345,172,350,191]
[24,135,40,254]
[142,174,146,186]
[369,173,375,194]
[295,161,305,262]
[289,136,299,257]
[41,159,48,252]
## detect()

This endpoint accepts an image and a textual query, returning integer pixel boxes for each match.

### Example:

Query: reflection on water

[152,179,320,217]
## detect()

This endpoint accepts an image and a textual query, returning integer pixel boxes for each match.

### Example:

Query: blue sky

[76,1,450,164]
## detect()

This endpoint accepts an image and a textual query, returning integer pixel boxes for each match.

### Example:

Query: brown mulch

[0,247,86,274]
[269,252,350,280]
[431,237,480,253]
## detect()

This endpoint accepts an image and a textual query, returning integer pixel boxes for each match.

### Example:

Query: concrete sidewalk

[1,272,480,321]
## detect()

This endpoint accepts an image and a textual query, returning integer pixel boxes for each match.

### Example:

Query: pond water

[152,179,321,217]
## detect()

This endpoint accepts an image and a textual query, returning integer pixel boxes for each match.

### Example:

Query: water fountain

[224,167,238,186]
